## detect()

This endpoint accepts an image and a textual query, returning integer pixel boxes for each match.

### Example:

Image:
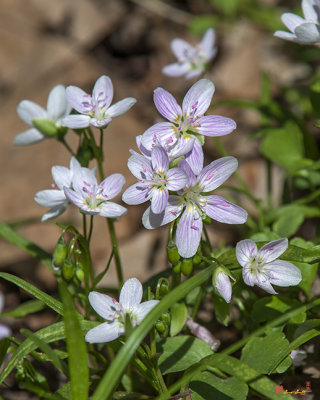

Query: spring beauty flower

[64,167,127,218]
[85,278,159,343]
[163,28,217,79]
[141,79,236,174]
[0,292,11,339]
[236,238,302,294]
[14,85,70,146]
[61,75,136,129]
[35,156,82,221]
[274,0,320,44]
[122,146,188,214]
[213,268,232,303]
[143,157,247,258]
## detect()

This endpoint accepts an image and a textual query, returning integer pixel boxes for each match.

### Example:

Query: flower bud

[62,259,74,281]
[212,268,232,303]
[186,319,220,351]
[203,215,212,225]
[181,258,193,276]
[52,236,68,268]
[159,279,170,297]
[32,118,58,138]
[167,241,180,265]
[75,267,84,282]
[172,262,181,273]
[155,321,168,337]
[193,254,201,265]
[161,312,171,325]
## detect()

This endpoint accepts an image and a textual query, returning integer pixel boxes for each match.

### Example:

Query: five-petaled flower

[64,167,127,218]
[141,79,236,175]
[236,238,302,294]
[143,157,248,258]
[61,75,136,129]
[14,85,71,146]
[34,156,82,222]
[85,278,159,343]
[163,28,217,79]
[122,146,188,214]
[274,0,320,45]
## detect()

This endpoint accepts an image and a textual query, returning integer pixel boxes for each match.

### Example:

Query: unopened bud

[172,262,181,273]
[181,258,193,276]
[161,312,171,325]
[213,268,232,303]
[155,321,166,334]
[203,216,212,225]
[53,236,68,268]
[62,259,74,281]
[186,319,220,351]
[167,241,180,265]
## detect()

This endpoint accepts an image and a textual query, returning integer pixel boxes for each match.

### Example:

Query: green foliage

[170,303,188,336]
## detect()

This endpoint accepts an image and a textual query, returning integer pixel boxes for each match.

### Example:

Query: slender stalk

[202,225,213,253]
[82,214,87,241]
[87,215,94,244]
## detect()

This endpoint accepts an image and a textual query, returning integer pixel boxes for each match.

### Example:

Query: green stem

[107,218,124,288]
[87,215,94,244]
[82,214,87,241]
[202,225,213,253]
[87,128,104,180]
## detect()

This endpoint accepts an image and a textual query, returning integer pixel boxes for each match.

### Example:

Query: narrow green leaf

[0,299,45,318]
[0,220,52,268]
[91,266,215,400]
[0,272,63,316]
[21,328,69,377]
[0,320,97,384]
[59,280,89,400]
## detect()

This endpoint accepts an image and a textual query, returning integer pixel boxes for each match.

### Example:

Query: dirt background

[1,0,317,398]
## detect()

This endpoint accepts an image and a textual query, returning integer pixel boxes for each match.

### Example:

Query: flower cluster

[274,0,320,45]
[163,28,217,79]
[35,156,127,220]
[122,78,247,258]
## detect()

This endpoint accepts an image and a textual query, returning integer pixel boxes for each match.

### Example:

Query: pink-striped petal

[204,195,248,224]
[178,159,197,187]
[197,156,238,192]
[153,88,182,122]
[184,137,204,175]
[99,202,127,218]
[122,183,150,205]
[182,79,214,117]
[141,122,177,151]
[264,260,302,287]
[176,206,203,258]
[166,168,188,191]
[236,239,258,268]
[196,115,236,137]
[215,271,232,303]
[92,75,113,109]
[151,188,169,214]
[61,114,91,129]
[151,146,169,173]
[257,238,288,264]
[65,86,90,114]
[52,166,72,190]
[88,291,120,320]
[107,97,136,118]
[99,174,125,199]
[142,196,183,229]
[120,278,143,309]
[127,153,153,180]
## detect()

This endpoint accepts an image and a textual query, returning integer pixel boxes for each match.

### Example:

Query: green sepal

[32,118,58,138]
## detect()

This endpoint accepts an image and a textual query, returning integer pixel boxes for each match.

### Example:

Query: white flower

[162,28,217,79]
[85,278,159,343]
[34,156,83,221]
[0,292,11,339]
[14,85,71,146]
[274,0,320,45]
[236,238,302,294]
[214,269,232,303]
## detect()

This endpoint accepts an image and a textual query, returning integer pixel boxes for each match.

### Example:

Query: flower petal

[302,0,320,21]
[153,88,182,122]
[142,196,183,229]
[176,206,203,258]
[204,195,248,224]
[182,79,215,117]
[85,321,120,343]
[255,276,278,295]
[88,291,120,319]
[162,62,190,77]
[47,85,68,121]
[166,167,188,191]
[17,100,47,125]
[169,134,195,159]
[281,12,305,33]
[294,22,320,43]
[99,173,126,199]
[52,166,72,190]
[273,31,299,42]
[134,300,159,323]
[236,239,258,268]
[34,190,66,207]
[92,75,113,109]
[122,183,151,205]
[120,278,143,310]
[185,69,204,80]
[184,137,204,175]
[178,159,197,187]
[61,114,91,129]
[64,187,85,209]
[65,85,91,114]
[199,28,217,60]
[70,156,82,173]
[127,153,153,180]
[151,146,169,172]
[72,167,98,196]
[264,260,302,287]
[141,122,177,151]
[107,97,136,118]
[196,115,236,137]
[257,238,288,264]
[136,135,151,158]
[0,324,11,339]
[40,204,68,222]
[171,38,195,60]
[151,188,169,214]
[14,128,45,146]
[98,202,127,218]
[197,156,238,192]
[90,117,112,128]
